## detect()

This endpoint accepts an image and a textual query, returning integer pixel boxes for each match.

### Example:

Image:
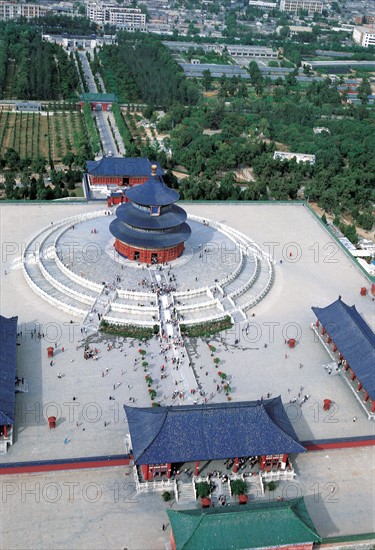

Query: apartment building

[279,0,323,14]
[86,2,146,29]
[0,1,49,20]
[353,26,375,47]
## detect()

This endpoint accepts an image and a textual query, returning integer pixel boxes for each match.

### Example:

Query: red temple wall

[114,240,184,264]
[91,176,148,186]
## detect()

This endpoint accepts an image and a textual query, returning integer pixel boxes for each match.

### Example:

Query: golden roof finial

[151,164,157,176]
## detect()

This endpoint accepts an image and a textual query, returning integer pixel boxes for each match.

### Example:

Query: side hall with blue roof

[0,315,18,433]
[312,298,375,401]
[86,157,163,178]
[124,397,305,466]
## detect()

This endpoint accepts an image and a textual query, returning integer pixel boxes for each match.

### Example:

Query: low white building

[248,0,278,10]
[353,26,375,48]
[226,45,278,59]
[273,151,316,164]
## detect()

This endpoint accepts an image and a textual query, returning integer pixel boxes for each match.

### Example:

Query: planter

[201,497,211,508]
[239,494,248,505]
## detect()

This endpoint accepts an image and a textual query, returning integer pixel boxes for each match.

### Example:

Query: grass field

[0,110,87,161]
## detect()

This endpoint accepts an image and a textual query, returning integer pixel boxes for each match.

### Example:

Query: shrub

[162,491,172,502]
[230,479,248,496]
[195,482,212,499]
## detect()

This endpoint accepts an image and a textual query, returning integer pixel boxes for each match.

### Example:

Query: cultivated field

[0,110,87,161]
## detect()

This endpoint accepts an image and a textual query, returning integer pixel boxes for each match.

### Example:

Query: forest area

[98,33,200,108]
[0,23,79,100]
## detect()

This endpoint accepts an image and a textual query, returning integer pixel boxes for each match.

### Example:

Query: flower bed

[100,320,154,340]
[180,316,232,337]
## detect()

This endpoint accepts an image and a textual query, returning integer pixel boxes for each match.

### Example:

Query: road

[77,50,125,158]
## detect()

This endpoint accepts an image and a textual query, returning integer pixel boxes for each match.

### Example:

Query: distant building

[226,45,278,59]
[273,151,316,164]
[248,0,278,10]
[353,26,375,48]
[313,127,330,134]
[0,1,49,20]
[15,102,41,112]
[86,2,146,30]
[279,0,323,14]
[289,25,313,35]
[354,15,375,26]
[277,25,313,35]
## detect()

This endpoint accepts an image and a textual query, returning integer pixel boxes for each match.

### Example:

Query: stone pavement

[1,202,375,545]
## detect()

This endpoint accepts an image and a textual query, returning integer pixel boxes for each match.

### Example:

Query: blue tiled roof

[86,158,163,177]
[124,397,305,465]
[312,298,375,400]
[110,219,191,249]
[125,175,180,206]
[115,203,187,231]
[0,315,18,425]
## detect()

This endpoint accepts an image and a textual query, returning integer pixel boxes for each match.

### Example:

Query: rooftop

[167,498,321,550]
[125,172,180,207]
[312,298,375,400]
[0,315,18,425]
[86,157,163,178]
[124,397,306,465]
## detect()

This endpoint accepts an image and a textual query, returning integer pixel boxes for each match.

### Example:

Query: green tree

[202,69,213,92]
[357,78,371,104]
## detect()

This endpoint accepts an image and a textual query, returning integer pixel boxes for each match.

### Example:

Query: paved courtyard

[57,216,241,292]
[1,201,375,547]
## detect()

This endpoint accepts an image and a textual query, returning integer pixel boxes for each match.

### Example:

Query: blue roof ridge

[258,403,306,453]
[135,408,169,464]
[343,302,375,345]
[313,299,375,346]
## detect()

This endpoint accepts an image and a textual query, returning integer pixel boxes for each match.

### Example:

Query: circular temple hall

[109,165,191,264]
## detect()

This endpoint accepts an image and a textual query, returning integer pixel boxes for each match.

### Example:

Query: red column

[195,461,200,476]
[141,464,149,480]
[315,320,319,327]
[357,382,362,392]
[332,344,337,352]
[326,335,331,343]
[321,327,326,335]
[372,401,375,414]
[363,392,369,403]
[167,463,172,478]
[350,369,356,381]
[338,353,343,360]
[259,456,266,471]
[3,425,7,438]
[233,458,239,473]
